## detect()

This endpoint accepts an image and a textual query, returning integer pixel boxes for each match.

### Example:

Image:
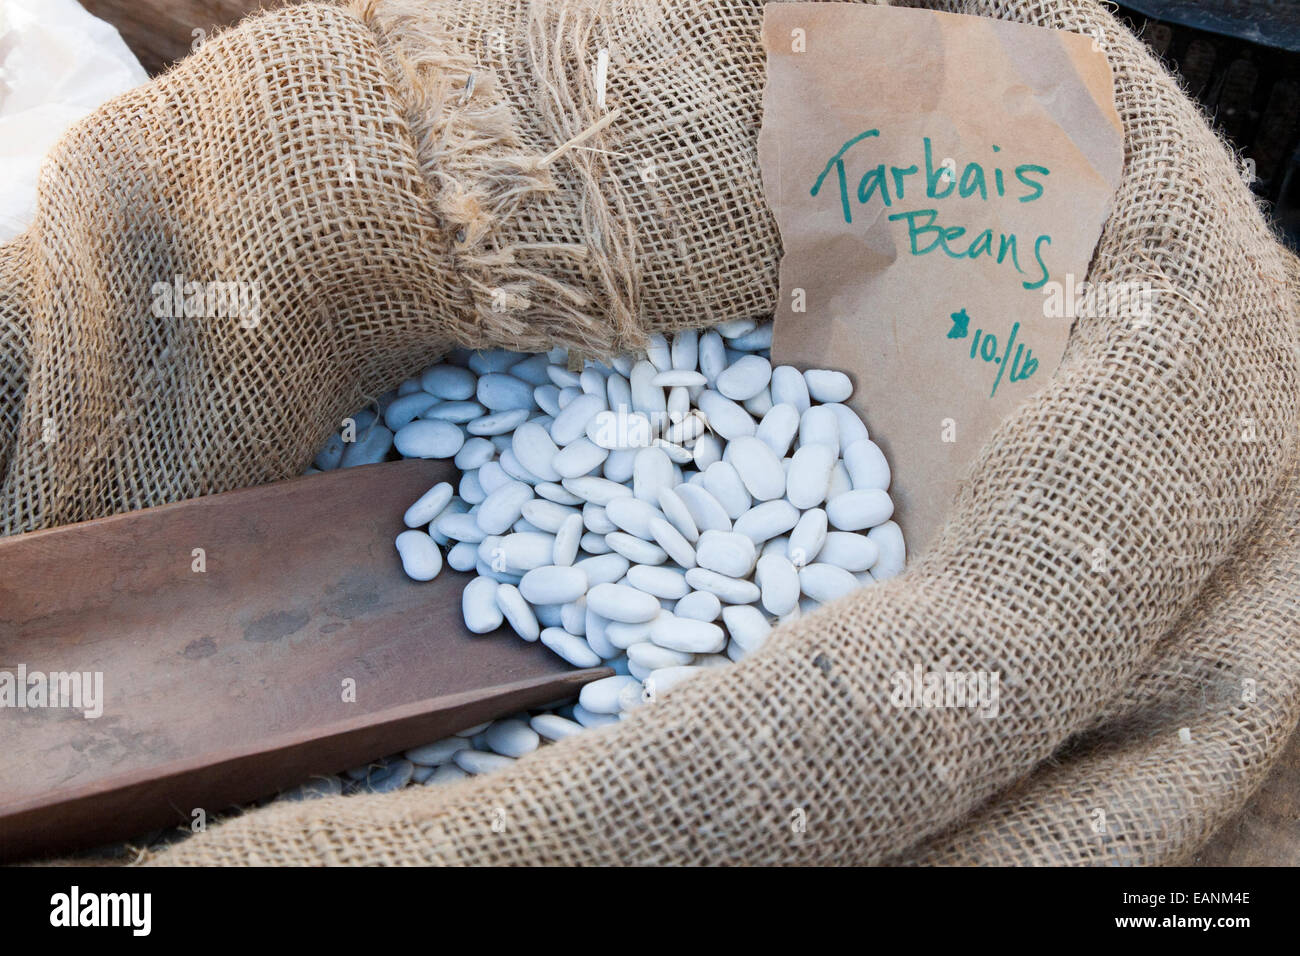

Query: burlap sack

[6,0,1296,864]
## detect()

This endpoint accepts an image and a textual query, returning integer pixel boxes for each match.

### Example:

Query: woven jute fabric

[6,0,1296,865]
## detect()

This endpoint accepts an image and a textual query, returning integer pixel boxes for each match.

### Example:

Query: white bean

[626,564,690,600]
[787,508,828,566]
[698,330,727,385]
[867,520,906,580]
[476,480,534,534]
[715,318,757,338]
[395,530,442,581]
[692,432,724,470]
[605,496,665,539]
[675,483,732,532]
[632,446,674,503]
[385,392,438,430]
[560,599,586,635]
[534,384,562,417]
[393,420,464,459]
[697,390,756,440]
[468,349,524,375]
[799,563,860,602]
[702,460,752,519]
[580,531,613,554]
[826,403,870,452]
[499,447,541,484]
[374,330,903,780]
[422,365,476,400]
[826,488,894,531]
[466,408,528,436]
[656,486,700,543]
[547,365,581,388]
[652,369,707,388]
[786,443,836,509]
[437,511,486,543]
[579,675,641,714]
[645,666,705,698]
[770,366,810,413]
[511,422,561,481]
[755,554,800,616]
[649,615,726,653]
[606,618,654,649]
[818,531,880,572]
[629,360,666,415]
[553,513,583,566]
[519,565,588,604]
[628,642,693,670]
[646,334,672,372]
[716,355,771,401]
[799,405,839,448]
[843,438,891,490]
[572,703,619,728]
[603,447,638,483]
[496,584,540,641]
[729,322,773,351]
[462,577,502,633]
[454,437,495,470]
[674,590,722,622]
[521,499,579,533]
[695,530,757,578]
[405,737,466,765]
[550,393,605,446]
[804,369,853,403]
[476,373,534,411]
[725,436,785,501]
[586,582,660,623]
[584,609,618,658]
[531,713,585,741]
[540,628,602,668]
[732,499,800,543]
[671,329,698,370]
[403,482,454,528]
[454,750,515,775]
[340,423,392,467]
[498,532,556,571]
[458,470,485,504]
[755,403,800,456]
[648,516,697,569]
[535,482,584,506]
[447,540,478,571]
[552,437,609,479]
[722,605,772,653]
[684,567,761,604]
[478,460,510,493]
[562,474,633,506]
[605,531,668,566]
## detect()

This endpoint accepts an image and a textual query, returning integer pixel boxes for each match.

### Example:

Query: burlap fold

[5,0,1296,865]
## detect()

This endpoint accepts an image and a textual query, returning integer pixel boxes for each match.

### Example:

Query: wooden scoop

[0,460,609,862]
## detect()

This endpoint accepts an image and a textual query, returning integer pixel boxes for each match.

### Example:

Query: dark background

[67,0,1300,866]
[1117,0,1300,248]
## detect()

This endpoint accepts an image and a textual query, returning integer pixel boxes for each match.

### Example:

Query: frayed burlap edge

[346,0,648,356]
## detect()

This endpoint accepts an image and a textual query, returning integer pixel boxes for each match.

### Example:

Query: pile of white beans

[300,321,903,795]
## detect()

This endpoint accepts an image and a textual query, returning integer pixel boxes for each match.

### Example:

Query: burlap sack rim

[7,0,1294,866]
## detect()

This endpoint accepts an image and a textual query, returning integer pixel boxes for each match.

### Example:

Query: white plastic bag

[0,0,148,240]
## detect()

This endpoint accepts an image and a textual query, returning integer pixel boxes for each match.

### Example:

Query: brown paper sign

[759,3,1122,555]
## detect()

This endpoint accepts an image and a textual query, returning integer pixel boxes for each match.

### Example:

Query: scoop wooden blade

[0,459,607,861]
